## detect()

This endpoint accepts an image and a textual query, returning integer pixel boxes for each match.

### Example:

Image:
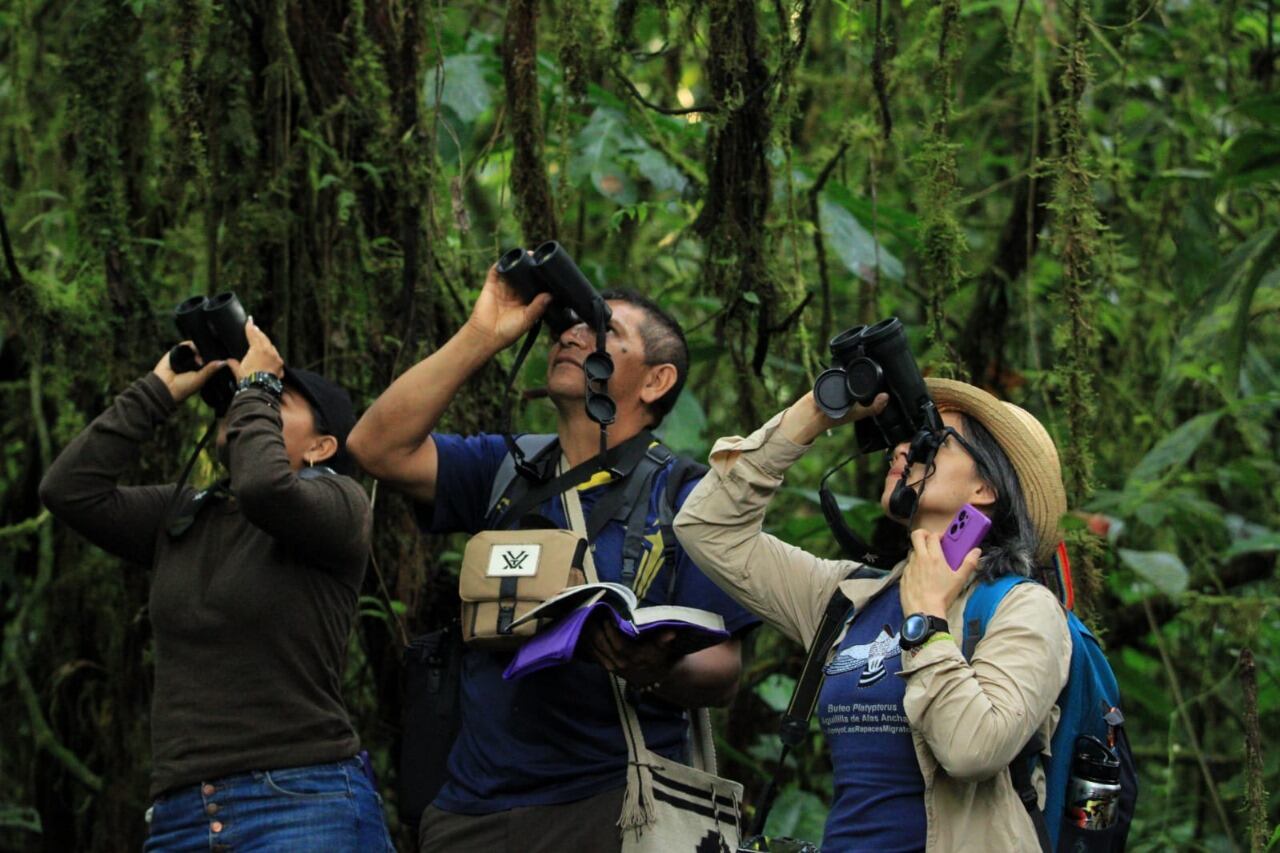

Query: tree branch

[4,640,103,792]
[0,196,25,294]
[872,0,893,139]
[0,510,50,540]
[1102,552,1276,648]
[612,68,718,115]
[1142,598,1237,849]
[807,142,849,346]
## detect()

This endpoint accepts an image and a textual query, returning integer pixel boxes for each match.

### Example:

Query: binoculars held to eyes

[170,293,249,414]
[813,317,942,454]
[497,241,613,337]
[497,242,617,429]
[815,317,947,565]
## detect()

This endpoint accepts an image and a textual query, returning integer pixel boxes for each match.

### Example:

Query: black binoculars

[170,292,249,414]
[813,317,941,453]
[496,241,612,337]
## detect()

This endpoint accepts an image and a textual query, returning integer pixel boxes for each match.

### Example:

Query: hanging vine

[695,0,775,422]
[1049,2,1101,504]
[1049,1,1103,607]
[772,0,819,378]
[503,0,559,243]
[917,0,965,379]
[65,1,153,354]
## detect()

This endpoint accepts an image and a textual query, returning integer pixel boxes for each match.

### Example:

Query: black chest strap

[485,433,697,599]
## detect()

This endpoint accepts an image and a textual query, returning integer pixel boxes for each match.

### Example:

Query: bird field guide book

[502,582,729,680]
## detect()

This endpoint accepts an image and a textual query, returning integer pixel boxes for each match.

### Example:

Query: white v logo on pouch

[487,543,541,577]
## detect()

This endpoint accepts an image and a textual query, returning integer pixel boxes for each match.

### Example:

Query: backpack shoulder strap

[962,573,1055,853]
[648,449,705,595]
[961,574,1034,660]
[660,454,708,521]
[485,434,559,521]
[614,443,670,587]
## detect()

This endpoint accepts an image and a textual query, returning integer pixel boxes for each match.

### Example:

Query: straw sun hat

[925,378,1068,564]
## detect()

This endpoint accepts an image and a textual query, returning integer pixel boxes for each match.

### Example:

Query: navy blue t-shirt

[818,581,926,852]
[422,433,758,814]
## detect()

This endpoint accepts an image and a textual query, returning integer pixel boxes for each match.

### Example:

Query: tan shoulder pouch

[458,528,588,650]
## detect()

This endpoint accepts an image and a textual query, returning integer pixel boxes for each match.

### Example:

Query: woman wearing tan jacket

[674,379,1071,852]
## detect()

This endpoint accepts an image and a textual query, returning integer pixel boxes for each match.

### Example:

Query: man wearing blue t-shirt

[348,266,757,851]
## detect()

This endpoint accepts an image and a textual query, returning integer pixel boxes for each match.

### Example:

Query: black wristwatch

[235,371,283,399]
[899,613,949,651]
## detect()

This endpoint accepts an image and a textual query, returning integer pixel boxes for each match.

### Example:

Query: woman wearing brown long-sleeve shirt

[39,319,392,852]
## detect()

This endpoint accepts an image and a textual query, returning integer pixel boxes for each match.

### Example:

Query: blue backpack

[963,575,1137,852]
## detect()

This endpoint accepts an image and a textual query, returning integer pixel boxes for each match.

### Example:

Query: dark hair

[281,370,357,476]
[599,288,689,426]
[957,413,1038,580]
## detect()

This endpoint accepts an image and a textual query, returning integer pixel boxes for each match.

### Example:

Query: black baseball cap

[282,367,358,476]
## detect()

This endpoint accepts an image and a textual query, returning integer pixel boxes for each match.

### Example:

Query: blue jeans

[144,756,394,852]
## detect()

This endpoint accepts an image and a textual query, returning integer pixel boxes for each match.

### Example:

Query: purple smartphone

[941,504,992,571]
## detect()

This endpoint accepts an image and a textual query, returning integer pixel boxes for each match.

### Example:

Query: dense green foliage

[2,0,1278,850]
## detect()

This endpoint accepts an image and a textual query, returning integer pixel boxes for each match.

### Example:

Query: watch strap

[236,371,283,399]
[901,613,950,650]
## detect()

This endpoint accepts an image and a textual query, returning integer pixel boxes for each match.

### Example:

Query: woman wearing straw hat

[674,379,1071,852]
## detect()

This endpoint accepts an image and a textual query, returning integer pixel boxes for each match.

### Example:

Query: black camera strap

[501,319,547,481]
[818,456,899,570]
[164,417,220,537]
[492,430,656,532]
[749,586,853,838]
[750,566,885,838]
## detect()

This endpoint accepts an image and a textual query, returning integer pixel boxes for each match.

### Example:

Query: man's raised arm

[347,266,550,503]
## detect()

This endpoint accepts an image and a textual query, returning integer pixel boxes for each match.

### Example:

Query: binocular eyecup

[813,317,941,453]
[497,241,612,337]
[496,243,616,434]
[171,292,250,414]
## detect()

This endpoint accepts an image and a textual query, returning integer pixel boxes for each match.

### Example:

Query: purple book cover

[503,601,729,680]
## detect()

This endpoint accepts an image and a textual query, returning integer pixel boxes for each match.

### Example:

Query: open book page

[629,604,724,632]
[503,597,728,680]
[508,581,637,629]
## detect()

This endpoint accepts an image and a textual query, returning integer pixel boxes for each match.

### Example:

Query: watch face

[902,613,929,644]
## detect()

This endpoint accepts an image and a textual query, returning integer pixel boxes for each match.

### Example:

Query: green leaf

[1118,549,1189,597]
[0,803,41,833]
[632,148,687,193]
[1225,228,1280,394]
[1232,93,1280,128]
[825,180,920,248]
[785,487,870,512]
[1219,129,1280,187]
[819,196,904,283]
[1126,411,1222,486]
[655,391,707,455]
[1223,532,1280,560]
[571,108,638,204]
[763,785,828,843]
[425,54,493,123]
[754,673,797,713]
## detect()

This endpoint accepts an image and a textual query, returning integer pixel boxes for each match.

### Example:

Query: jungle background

[1,0,1278,849]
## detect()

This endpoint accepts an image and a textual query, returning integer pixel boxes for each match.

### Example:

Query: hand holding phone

[941,504,991,571]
